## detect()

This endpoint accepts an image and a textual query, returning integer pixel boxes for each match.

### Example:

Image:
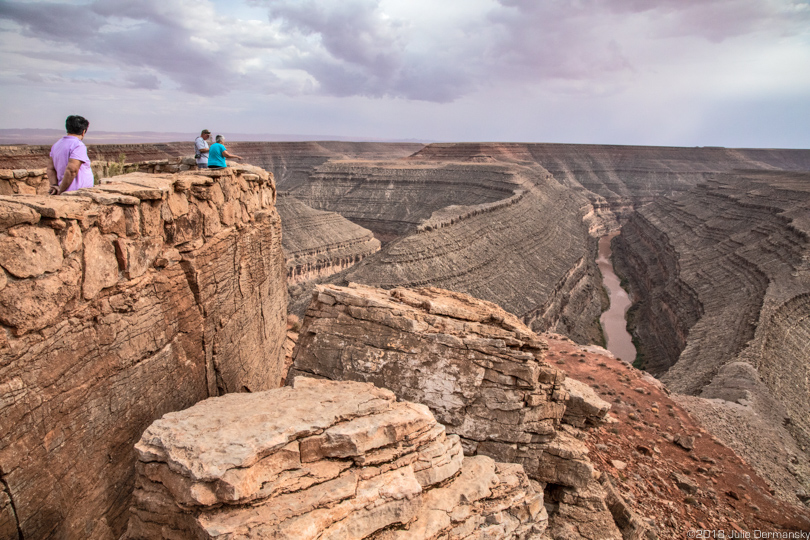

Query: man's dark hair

[65,115,89,135]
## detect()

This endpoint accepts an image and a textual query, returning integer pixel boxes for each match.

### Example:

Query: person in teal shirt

[207,135,243,169]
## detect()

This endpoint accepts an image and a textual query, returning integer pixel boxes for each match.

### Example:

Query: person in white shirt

[195,129,211,169]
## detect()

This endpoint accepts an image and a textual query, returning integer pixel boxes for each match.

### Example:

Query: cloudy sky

[1,0,809,147]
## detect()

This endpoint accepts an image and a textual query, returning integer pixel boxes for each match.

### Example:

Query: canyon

[1,140,809,538]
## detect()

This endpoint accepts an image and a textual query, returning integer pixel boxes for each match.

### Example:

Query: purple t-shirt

[49,136,94,192]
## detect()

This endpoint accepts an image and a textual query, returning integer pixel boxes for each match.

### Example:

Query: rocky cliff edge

[0,165,287,539]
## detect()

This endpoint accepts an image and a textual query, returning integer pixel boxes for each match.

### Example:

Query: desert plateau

[0,138,808,539]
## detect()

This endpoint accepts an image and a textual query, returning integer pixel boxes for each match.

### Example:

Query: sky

[1,0,809,147]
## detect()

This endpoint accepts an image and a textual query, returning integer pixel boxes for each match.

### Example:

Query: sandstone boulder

[0,201,39,231]
[545,479,622,540]
[291,284,623,538]
[562,377,611,428]
[82,227,119,300]
[0,254,82,333]
[291,284,602,486]
[127,377,548,539]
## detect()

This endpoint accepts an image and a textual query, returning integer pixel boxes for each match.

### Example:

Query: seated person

[207,135,243,169]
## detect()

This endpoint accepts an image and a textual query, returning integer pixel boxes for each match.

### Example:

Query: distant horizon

[0,128,429,146]
[2,129,809,151]
[1,1,808,149]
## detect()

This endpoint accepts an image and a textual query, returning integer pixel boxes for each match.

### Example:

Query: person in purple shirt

[47,115,94,195]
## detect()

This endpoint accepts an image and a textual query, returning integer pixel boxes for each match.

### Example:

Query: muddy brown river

[597,231,637,363]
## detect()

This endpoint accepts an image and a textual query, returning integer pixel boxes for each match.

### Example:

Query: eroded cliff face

[277,193,381,284]
[287,284,810,537]
[0,166,287,539]
[612,170,810,502]
[411,143,810,216]
[290,284,625,539]
[289,160,522,241]
[287,160,607,344]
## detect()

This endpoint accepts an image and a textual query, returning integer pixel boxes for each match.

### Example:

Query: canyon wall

[613,170,810,499]
[2,141,810,535]
[411,143,810,212]
[277,192,381,284]
[0,166,287,539]
[289,160,521,241]
[6,142,809,350]
[288,160,606,344]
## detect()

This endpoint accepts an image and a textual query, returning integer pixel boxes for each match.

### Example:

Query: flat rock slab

[0,225,63,278]
[128,377,548,539]
[135,378,400,481]
[0,200,40,231]
[0,194,96,220]
[563,377,611,427]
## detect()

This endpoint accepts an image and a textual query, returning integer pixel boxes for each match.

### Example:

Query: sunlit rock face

[127,377,549,540]
[0,166,287,539]
[291,284,623,539]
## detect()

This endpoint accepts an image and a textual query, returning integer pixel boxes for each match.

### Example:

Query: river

[597,231,637,363]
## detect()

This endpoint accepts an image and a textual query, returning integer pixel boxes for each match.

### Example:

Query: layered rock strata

[296,161,606,344]
[289,161,521,241]
[613,170,810,502]
[0,165,286,539]
[226,141,425,191]
[276,193,381,284]
[290,283,623,539]
[127,377,548,539]
[410,143,810,217]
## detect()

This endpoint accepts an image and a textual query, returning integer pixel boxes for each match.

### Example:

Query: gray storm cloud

[0,0,808,101]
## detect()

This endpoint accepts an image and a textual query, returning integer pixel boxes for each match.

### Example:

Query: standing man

[195,129,211,169]
[47,115,94,195]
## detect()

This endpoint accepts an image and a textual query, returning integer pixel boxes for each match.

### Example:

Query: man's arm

[222,150,242,159]
[47,158,59,195]
[57,158,82,194]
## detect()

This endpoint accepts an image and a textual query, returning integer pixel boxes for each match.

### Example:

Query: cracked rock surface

[127,377,548,539]
[0,166,287,539]
[291,283,624,539]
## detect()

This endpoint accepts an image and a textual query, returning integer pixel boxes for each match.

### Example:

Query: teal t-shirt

[208,143,227,168]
